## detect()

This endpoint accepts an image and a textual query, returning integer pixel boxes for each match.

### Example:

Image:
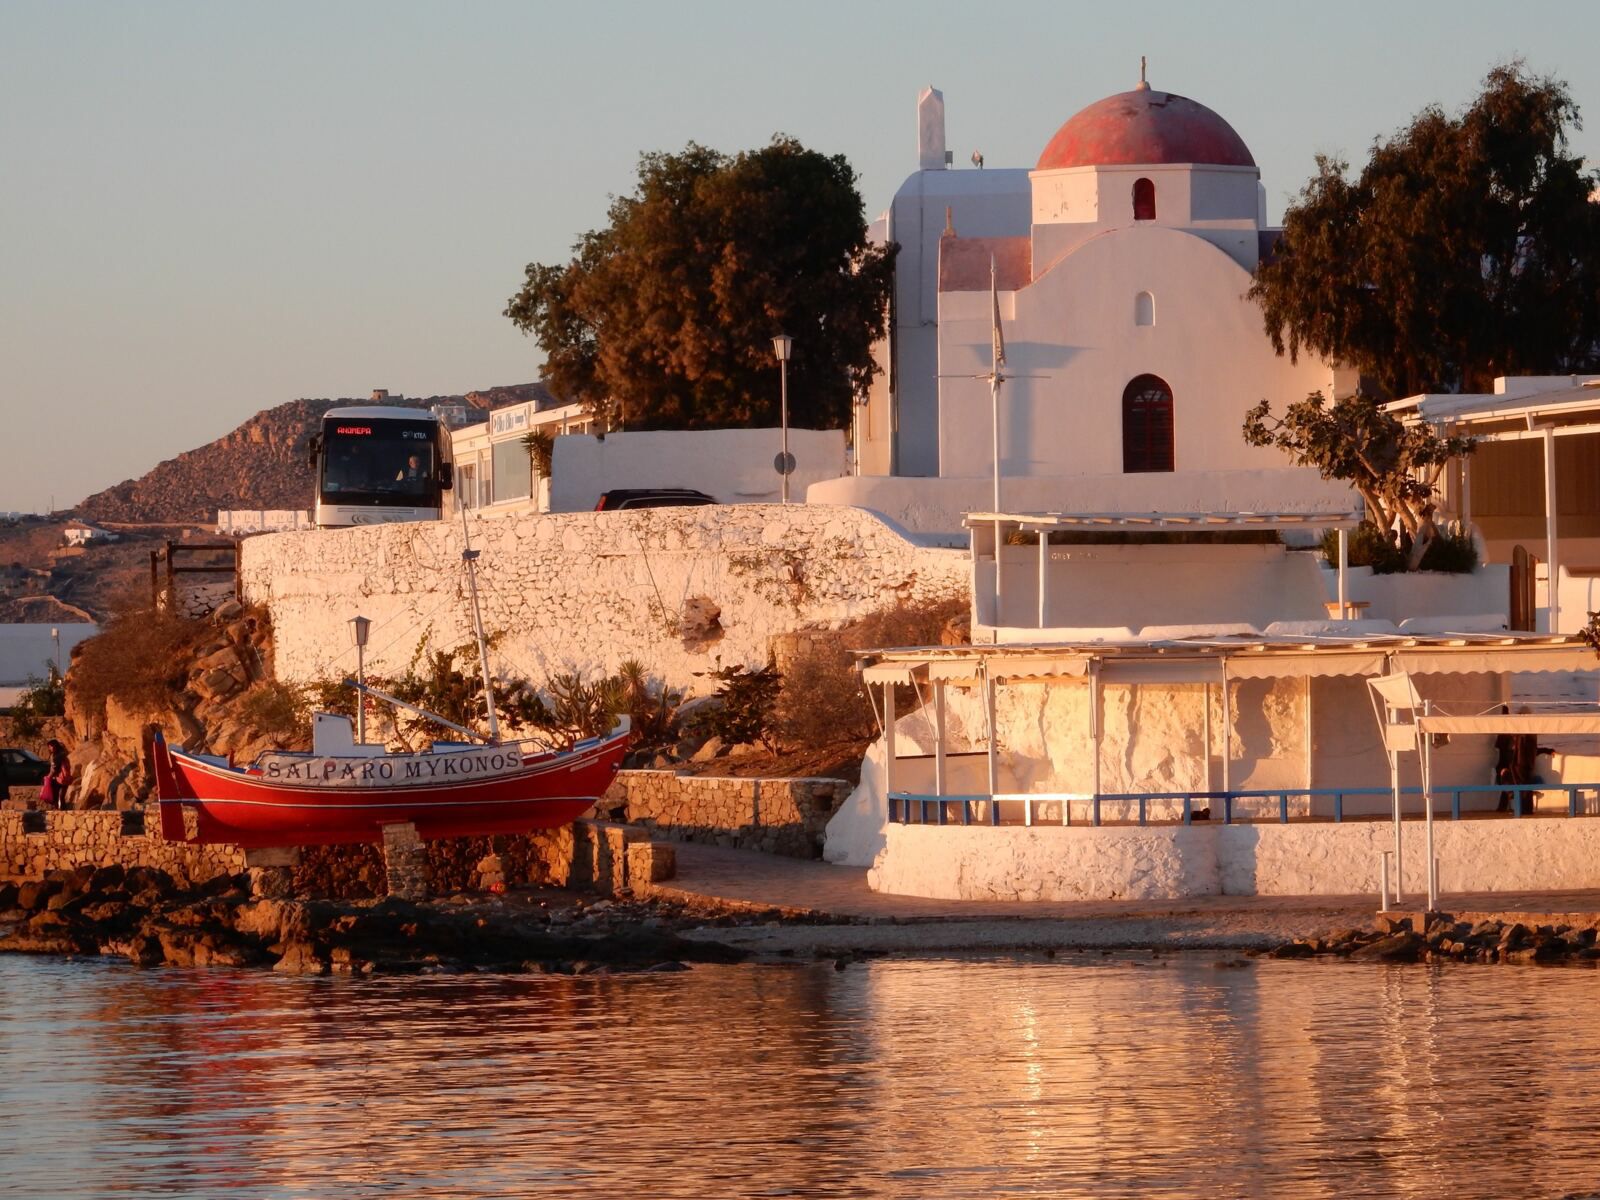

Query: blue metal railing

[886,783,1597,827]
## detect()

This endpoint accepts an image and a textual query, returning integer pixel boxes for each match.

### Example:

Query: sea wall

[0,810,637,900]
[869,817,1600,901]
[0,810,245,884]
[240,504,968,695]
[603,770,849,859]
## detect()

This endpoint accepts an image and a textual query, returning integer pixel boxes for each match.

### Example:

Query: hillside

[73,384,555,525]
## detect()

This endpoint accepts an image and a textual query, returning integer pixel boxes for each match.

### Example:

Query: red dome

[1036,88,1255,171]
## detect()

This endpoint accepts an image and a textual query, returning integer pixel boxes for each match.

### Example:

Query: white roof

[324,406,438,421]
[1387,381,1600,425]
[858,630,1599,684]
[966,508,1363,531]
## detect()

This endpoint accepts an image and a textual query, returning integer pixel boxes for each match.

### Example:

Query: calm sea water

[1,953,1597,1200]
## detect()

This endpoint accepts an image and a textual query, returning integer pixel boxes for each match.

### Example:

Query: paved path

[658,841,1600,955]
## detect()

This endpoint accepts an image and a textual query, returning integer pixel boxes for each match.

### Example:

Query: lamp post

[50,627,61,680]
[772,334,793,504]
[349,615,371,744]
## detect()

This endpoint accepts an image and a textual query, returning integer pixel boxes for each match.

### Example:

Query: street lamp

[349,615,371,744]
[772,334,794,504]
[50,627,60,680]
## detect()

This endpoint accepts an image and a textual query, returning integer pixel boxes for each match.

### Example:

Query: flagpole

[990,256,1005,630]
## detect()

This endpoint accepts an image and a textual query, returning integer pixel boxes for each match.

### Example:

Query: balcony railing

[887,783,1600,827]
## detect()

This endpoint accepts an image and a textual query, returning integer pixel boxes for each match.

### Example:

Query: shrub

[235,681,311,746]
[69,601,211,722]
[690,661,783,751]
[1417,525,1479,573]
[10,663,66,737]
[522,672,625,748]
[776,596,968,749]
[1319,521,1477,574]
[615,659,682,750]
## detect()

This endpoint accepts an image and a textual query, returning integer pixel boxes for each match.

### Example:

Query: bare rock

[691,736,726,763]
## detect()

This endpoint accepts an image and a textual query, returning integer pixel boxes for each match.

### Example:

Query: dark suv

[594,488,717,511]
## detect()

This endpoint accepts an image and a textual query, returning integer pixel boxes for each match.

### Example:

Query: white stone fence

[217,510,314,535]
[869,815,1600,901]
[240,504,968,696]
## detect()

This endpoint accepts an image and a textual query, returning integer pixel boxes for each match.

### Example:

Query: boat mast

[459,506,502,743]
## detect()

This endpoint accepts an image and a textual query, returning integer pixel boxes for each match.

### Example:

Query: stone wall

[240,504,968,696]
[603,770,849,859]
[869,817,1600,901]
[0,810,245,885]
[0,811,638,900]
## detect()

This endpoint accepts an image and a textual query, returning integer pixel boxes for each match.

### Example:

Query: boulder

[691,737,726,763]
[1350,932,1426,962]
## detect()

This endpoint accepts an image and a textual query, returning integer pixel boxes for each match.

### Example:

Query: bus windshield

[321,418,439,504]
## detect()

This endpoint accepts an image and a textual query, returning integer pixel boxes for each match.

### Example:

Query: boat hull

[153,731,629,848]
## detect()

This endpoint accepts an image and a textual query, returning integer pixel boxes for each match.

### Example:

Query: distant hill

[73,385,556,524]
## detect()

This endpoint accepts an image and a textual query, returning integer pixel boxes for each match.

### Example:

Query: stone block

[627,841,676,886]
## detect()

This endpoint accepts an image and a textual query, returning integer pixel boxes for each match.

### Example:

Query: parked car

[594,488,717,511]
[0,747,49,796]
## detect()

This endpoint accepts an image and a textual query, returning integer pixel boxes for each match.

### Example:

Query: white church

[814,72,1359,538]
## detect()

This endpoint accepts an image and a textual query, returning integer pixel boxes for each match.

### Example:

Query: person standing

[40,739,72,810]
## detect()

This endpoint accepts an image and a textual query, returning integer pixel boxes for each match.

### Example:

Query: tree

[1251,64,1600,398]
[1244,392,1474,567]
[505,137,895,431]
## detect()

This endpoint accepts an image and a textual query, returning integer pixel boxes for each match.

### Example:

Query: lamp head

[349,614,371,649]
[771,334,793,362]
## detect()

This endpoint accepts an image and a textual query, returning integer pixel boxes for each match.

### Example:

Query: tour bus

[309,406,453,528]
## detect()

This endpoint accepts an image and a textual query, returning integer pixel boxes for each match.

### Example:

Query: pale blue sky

[3,0,1597,513]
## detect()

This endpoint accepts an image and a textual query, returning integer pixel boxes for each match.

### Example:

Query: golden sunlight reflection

[3,955,1600,1199]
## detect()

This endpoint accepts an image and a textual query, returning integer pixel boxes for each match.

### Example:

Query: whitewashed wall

[550,428,846,513]
[870,816,1600,901]
[808,467,1358,540]
[824,672,1503,866]
[241,504,967,696]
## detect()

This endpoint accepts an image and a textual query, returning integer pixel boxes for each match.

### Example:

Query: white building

[1389,375,1600,634]
[819,76,1357,535]
[448,397,597,515]
[62,522,117,547]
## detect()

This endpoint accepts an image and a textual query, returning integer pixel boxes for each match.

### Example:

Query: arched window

[1132,177,1156,221]
[1122,374,1174,473]
[1135,291,1155,326]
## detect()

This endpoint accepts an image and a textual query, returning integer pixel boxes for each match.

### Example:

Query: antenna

[1137,55,1150,91]
[459,505,501,742]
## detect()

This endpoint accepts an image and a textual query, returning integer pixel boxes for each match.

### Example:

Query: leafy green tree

[1244,392,1474,567]
[1251,64,1600,398]
[505,137,895,430]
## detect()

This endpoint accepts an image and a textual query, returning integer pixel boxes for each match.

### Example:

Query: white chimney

[918,87,946,171]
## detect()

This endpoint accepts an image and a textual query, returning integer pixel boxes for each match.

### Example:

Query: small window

[1133,177,1156,221]
[1135,292,1155,326]
[1122,374,1174,473]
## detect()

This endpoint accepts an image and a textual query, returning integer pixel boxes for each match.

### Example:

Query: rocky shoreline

[9,861,1600,974]
[1262,913,1600,965]
[0,865,763,975]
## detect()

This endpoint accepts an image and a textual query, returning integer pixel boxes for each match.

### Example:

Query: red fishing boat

[155,508,631,849]
[154,715,630,848]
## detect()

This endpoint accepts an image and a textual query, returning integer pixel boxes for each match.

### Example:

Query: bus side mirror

[307,434,322,470]
[438,462,453,490]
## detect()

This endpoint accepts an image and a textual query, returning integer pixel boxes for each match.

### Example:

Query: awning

[1392,647,1596,676]
[1224,652,1389,680]
[988,656,1089,682]
[1419,713,1600,735]
[861,663,921,685]
[1099,659,1223,684]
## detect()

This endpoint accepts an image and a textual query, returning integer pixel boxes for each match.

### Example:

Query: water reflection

[2,955,1598,1199]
